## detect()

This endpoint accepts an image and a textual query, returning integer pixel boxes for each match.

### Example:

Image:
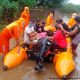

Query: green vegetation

[37,0,68,8]
[0,0,80,30]
[60,3,80,13]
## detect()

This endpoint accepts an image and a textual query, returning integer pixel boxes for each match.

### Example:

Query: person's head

[37,22,45,33]
[47,30,53,36]
[42,21,45,25]
[36,19,41,25]
[72,13,77,18]
[24,7,29,13]
[41,21,46,27]
[48,10,55,16]
[28,21,34,28]
[55,24,60,30]
[74,16,80,24]
[49,13,53,18]
[56,19,63,24]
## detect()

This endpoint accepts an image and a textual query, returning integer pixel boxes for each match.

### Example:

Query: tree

[18,0,69,9]
[0,0,19,23]
[36,0,69,8]
[0,0,70,25]
[60,3,80,13]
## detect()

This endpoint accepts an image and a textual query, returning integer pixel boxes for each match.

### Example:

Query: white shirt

[25,24,35,34]
[24,24,39,44]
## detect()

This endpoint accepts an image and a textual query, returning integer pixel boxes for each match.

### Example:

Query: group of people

[0,6,80,71]
[23,12,80,71]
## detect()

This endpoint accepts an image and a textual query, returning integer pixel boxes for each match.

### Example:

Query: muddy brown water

[0,16,80,80]
[0,45,80,80]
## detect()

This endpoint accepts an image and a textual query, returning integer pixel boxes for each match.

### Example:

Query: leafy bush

[0,0,19,24]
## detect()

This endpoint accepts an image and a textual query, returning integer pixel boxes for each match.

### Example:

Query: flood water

[0,59,57,80]
[0,45,80,80]
[0,16,80,80]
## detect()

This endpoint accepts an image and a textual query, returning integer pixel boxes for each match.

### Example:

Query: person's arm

[58,24,68,34]
[68,27,78,36]
[24,31,30,44]
[67,18,71,28]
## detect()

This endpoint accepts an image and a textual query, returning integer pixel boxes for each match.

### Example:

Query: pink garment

[53,30,67,48]
[38,32,47,39]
